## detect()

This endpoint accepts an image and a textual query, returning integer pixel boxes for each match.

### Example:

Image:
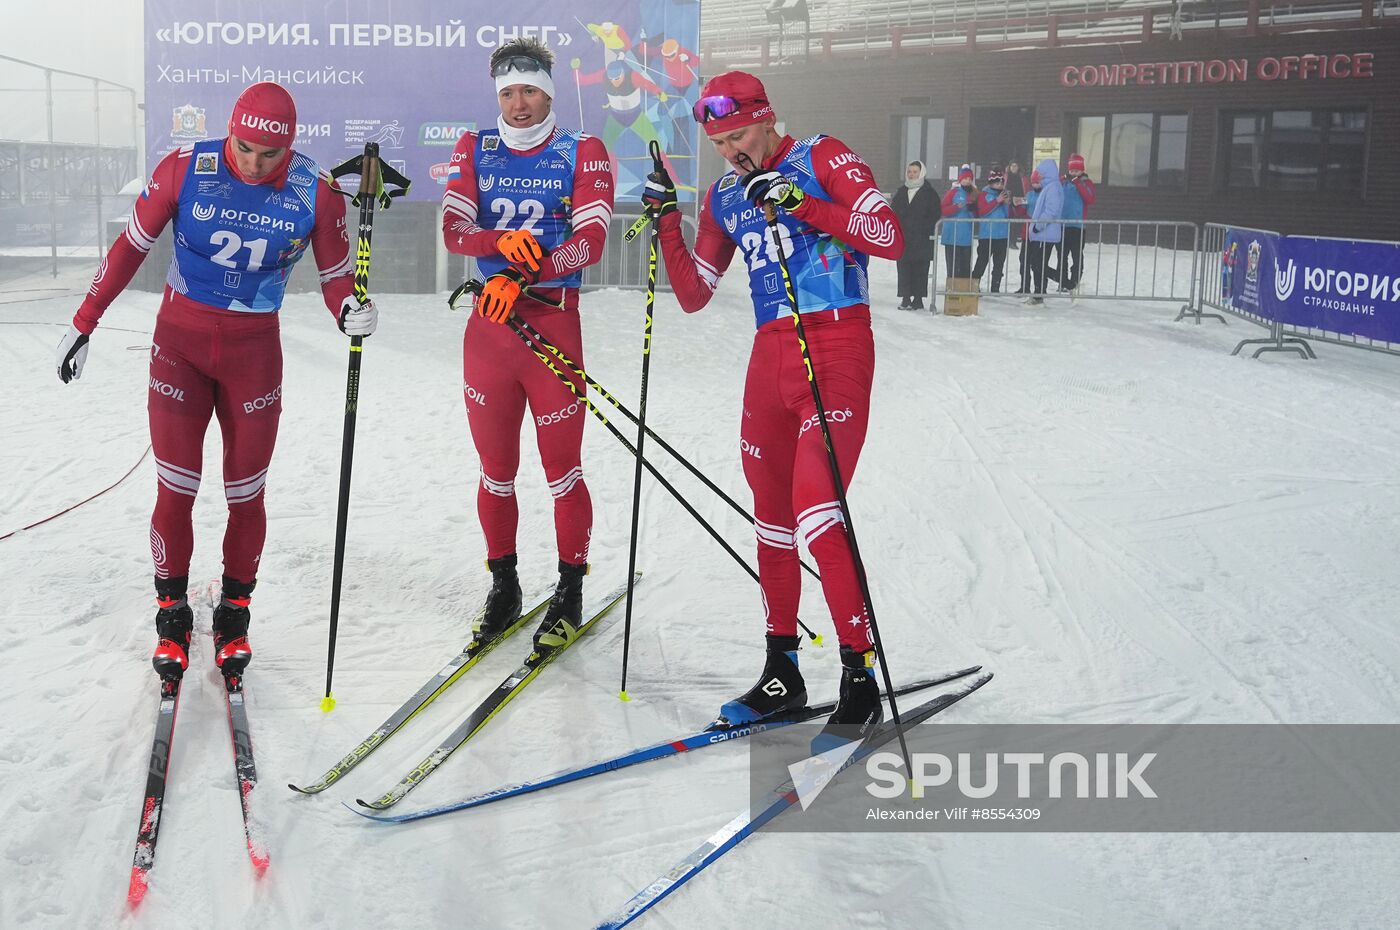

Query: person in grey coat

[890,161,939,310]
[1025,157,1063,305]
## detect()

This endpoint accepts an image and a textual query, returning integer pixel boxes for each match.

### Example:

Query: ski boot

[533,560,587,652]
[473,554,523,644]
[811,646,883,754]
[713,635,808,728]
[152,575,194,680]
[212,575,255,679]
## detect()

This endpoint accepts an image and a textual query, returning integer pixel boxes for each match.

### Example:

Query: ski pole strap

[448,277,485,311]
[625,141,669,243]
[447,276,567,313]
[328,153,412,209]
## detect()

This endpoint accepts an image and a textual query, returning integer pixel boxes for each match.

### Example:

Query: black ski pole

[618,141,664,701]
[320,142,410,713]
[739,153,910,764]
[448,281,825,645]
[512,315,821,583]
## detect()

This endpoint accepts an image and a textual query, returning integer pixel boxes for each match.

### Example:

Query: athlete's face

[498,84,552,129]
[230,135,286,181]
[708,117,780,173]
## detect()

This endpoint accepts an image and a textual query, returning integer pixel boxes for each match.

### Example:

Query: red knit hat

[228,82,296,148]
[693,71,774,136]
[958,164,974,183]
[1030,169,1043,184]
[1067,152,1086,173]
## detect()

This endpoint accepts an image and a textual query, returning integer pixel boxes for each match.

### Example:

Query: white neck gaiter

[497,111,557,151]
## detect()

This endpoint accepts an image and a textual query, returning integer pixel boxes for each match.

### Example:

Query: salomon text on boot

[714,635,808,728]
[812,646,883,754]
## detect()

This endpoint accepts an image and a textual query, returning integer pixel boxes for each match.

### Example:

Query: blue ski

[593,671,993,929]
[347,665,982,825]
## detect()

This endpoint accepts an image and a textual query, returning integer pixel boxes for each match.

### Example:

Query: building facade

[719,24,1398,240]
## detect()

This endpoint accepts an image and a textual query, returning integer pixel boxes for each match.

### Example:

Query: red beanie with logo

[1067,152,1086,173]
[228,82,296,148]
[695,71,774,136]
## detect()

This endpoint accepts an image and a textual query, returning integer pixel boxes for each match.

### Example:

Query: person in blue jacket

[1025,158,1063,305]
[1048,152,1097,294]
[939,164,979,278]
[972,168,1011,292]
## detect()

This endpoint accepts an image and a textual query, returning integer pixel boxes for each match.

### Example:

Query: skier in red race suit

[642,71,905,736]
[54,82,373,682]
[440,38,615,650]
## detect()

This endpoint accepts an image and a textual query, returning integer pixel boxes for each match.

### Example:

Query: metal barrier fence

[929,217,1197,313]
[0,54,140,279]
[1190,222,1400,359]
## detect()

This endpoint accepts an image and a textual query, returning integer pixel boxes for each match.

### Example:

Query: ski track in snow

[2,255,1399,929]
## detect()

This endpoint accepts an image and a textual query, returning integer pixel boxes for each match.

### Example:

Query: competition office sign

[1060,52,1375,87]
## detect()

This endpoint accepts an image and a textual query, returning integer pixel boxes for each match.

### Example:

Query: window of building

[1072,113,1188,188]
[1156,114,1188,188]
[1221,109,1368,192]
[896,115,945,188]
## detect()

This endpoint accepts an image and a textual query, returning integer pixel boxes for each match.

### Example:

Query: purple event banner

[1221,228,1400,344]
[144,0,702,204]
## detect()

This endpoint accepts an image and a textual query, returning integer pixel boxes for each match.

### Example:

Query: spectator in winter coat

[972,169,1011,293]
[890,160,939,310]
[1005,160,1026,250]
[1049,152,1097,293]
[939,164,979,278]
[1025,158,1063,304]
[1013,168,1035,292]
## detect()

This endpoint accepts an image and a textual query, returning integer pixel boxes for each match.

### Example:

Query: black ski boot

[533,560,587,652]
[212,575,255,678]
[812,646,883,753]
[714,635,808,727]
[152,575,194,680]
[473,554,523,643]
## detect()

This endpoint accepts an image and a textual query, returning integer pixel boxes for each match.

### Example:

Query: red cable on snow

[0,445,152,541]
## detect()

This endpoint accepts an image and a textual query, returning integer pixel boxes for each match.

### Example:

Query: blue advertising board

[1272,236,1400,344]
[144,1,701,203]
[1220,228,1400,344]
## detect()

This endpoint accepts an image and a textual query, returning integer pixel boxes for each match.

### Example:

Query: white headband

[495,66,554,99]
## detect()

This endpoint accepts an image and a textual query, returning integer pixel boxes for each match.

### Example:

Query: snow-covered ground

[3,256,1399,930]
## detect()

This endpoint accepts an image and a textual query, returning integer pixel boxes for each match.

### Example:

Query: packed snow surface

[3,256,1398,929]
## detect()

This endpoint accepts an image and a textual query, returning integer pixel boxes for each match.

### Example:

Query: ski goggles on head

[692,95,744,124]
[491,54,550,78]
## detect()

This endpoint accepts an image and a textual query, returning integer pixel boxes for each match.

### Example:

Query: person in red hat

[940,163,980,279]
[642,70,905,740]
[440,37,616,651]
[1050,152,1097,296]
[54,81,373,684]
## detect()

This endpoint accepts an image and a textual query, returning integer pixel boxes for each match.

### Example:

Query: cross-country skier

[53,81,374,682]
[441,38,615,652]
[641,71,905,734]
